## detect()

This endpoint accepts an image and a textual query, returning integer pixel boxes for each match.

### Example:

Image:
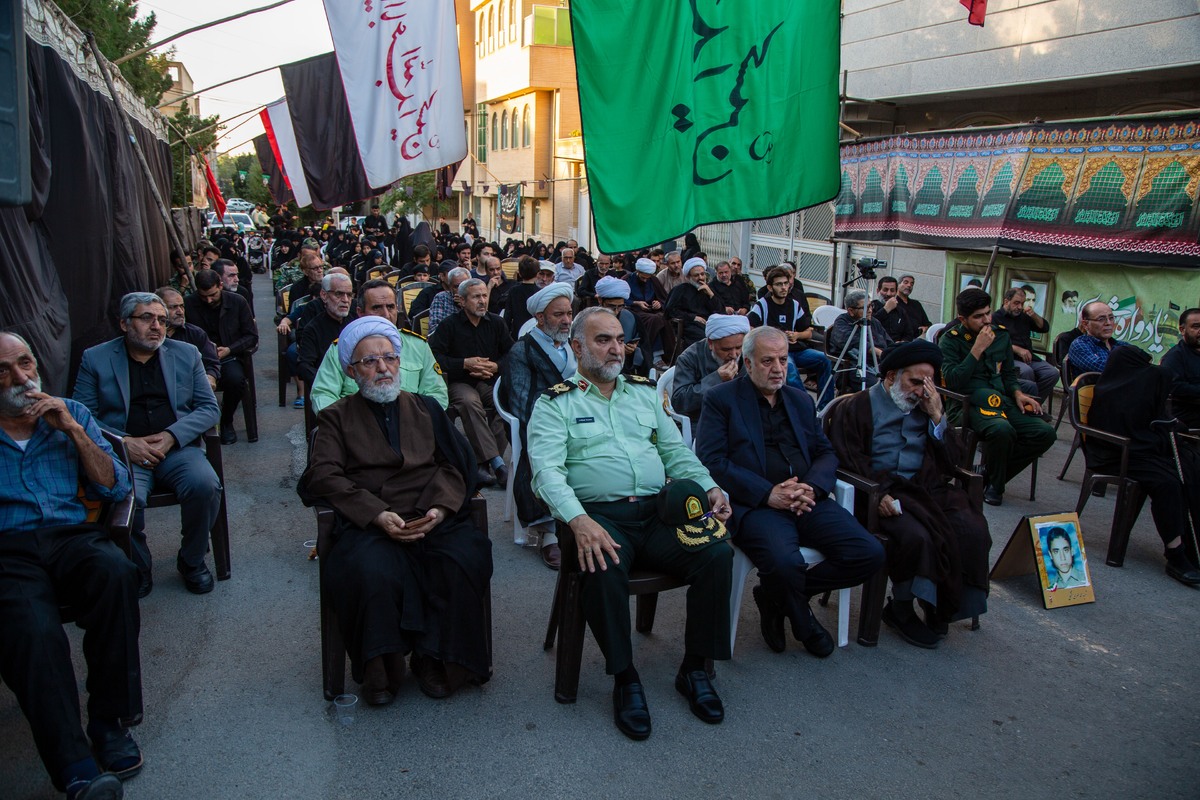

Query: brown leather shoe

[411,654,452,699]
[362,656,394,705]
[384,652,407,694]
[541,542,561,571]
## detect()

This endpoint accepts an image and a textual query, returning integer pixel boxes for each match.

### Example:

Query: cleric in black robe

[825,341,991,648]
[665,260,723,351]
[298,317,493,703]
[1087,346,1200,586]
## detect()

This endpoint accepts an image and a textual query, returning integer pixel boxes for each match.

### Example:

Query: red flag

[201,153,226,219]
[960,0,987,26]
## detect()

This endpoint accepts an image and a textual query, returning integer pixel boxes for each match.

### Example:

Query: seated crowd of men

[4,210,1199,794]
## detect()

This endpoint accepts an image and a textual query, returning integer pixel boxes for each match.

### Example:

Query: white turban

[683,257,707,276]
[705,314,750,341]
[635,257,656,274]
[595,275,630,299]
[526,282,574,316]
[338,316,403,369]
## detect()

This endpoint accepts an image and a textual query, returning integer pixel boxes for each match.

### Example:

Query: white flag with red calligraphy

[321,0,467,187]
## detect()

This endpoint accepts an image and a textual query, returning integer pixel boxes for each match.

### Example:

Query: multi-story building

[159,60,209,209]
[453,0,583,246]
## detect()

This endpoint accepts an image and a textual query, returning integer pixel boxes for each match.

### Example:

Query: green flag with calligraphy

[570,0,840,252]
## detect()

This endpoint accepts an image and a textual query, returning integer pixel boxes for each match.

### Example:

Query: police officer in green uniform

[308,279,448,412]
[528,307,734,741]
[939,287,1056,506]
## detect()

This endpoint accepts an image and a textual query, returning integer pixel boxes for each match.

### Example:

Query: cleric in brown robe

[825,340,991,649]
[298,317,493,704]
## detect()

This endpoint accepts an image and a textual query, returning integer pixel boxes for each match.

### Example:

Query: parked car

[225,197,255,212]
[207,212,256,233]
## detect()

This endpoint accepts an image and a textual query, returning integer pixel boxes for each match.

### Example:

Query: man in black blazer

[696,326,884,658]
[185,268,259,444]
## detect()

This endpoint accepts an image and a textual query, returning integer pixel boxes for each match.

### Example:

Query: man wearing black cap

[696,326,884,659]
[939,288,1055,506]
[826,340,992,648]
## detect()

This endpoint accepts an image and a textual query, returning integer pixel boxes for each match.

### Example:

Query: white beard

[358,377,402,404]
[888,379,920,414]
[0,378,41,416]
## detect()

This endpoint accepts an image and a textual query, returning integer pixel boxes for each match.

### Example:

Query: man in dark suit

[696,326,884,658]
[75,292,223,597]
[185,268,259,444]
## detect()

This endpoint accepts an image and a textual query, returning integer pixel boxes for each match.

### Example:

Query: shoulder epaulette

[541,380,578,399]
[626,374,658,388]
[994,323,1006,331]
[948,328,959,336]
[399,327,426,341]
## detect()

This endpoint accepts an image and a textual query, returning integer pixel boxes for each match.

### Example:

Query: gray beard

[0,378,41,417]
[888,379,920,414]
[358,377,402,404]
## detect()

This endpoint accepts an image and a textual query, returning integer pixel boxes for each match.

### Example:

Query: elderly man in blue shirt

[0,331,143,799]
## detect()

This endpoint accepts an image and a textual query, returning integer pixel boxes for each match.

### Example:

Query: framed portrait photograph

[1030,513,1095,608]
[1005,268,1056,344]
[954,262,990,294]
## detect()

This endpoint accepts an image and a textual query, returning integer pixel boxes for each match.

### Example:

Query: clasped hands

[767,477,816,515]
[373,507,450,542]
[464,357,499,380]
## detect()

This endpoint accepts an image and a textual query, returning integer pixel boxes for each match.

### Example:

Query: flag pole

[85,32,194,288]
[115,0,299,65]
[156,65,279,110]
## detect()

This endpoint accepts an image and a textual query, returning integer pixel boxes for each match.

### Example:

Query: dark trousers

[734,501,885,629]
[968,399,1057,492]
[131,445,222,574]
[0,525,142,788]
[217,356,246,427]
[575,499,732,674]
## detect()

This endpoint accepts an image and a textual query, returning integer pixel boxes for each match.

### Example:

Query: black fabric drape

[253,134,293,206]
[0,40,171,395]
[278,53,390,211]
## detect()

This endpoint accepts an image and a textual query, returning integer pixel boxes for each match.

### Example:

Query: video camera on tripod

[854,257,888,281]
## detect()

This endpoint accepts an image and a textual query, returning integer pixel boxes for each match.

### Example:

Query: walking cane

[1158,419,1200,567]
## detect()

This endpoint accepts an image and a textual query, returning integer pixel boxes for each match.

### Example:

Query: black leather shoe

[1166,562,1200,587]
[411,653,452,699]
[918,599,949,637]
[882,599,940,649]
[90,727,143,780]
[674,669,724,724]
[474,468,496,487]
[494,465,510,490]
[176,557,214,595]
[219,427,237,445]
[752,585,786,653]
[983,486,1003,506]
[612,681,651,740]
[136,572,153,599]
[66,773,123,800]
[798,613,835,658]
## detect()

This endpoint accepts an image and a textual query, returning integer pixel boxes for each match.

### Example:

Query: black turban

[878,340,943,374]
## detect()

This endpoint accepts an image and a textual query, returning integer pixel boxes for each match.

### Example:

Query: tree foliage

[58,0,174,106]
[168,102,220,207]
[379,171,451,221]
[215,152,273,207]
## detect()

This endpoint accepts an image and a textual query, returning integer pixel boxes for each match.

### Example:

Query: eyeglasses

[1085,314,1115,323]
[129,313,169,326]
[349,353,401,368]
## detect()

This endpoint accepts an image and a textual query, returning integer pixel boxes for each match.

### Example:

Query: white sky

[144,0,333,155]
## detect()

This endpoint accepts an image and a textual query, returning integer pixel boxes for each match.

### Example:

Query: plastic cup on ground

[331,694,357,727]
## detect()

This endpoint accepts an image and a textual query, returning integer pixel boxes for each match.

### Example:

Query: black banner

[253,133,292,206]
[498,184,520,234]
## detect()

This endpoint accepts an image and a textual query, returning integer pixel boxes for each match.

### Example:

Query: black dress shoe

[752,585,786,653]
[136,572,153,599]
[66,773,123,800]
[494,465,510,489]
[674,669,724,724]
[90,727,143,780]
[612,681,651,740]
[798,614,835,658]
[362,656,395,706]
[176,557,214,595]
[882,599,940,649]
[410,653,452,699]
[983,486,1003,506]
[219,427,237,445]
[918,599,949,637]
[1166,562,1200,587]
[474,468,496,487]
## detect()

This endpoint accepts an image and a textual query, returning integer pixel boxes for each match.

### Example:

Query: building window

[487,7,494,52]
[477,103,487,163]
[522,104,531,147]
[532,201,540,234]
[510,111,518,151]
[498,2,506,47]
[529,6,572,46]
[492,112,498,150]
[509,1,517,39]
[501,110,509,149]
[477,12,485,57]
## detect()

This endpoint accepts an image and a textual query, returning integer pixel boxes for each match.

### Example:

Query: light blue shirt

[529,326,576,378]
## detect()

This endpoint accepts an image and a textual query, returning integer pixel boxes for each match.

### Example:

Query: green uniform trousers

[570,498,733,674]
[965,388,1056,492]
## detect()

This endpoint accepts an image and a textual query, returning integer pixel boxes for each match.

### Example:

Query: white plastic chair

[812,305,847,330]
[728,478,856,653]
[492,378,529,545]
[518,317,538,338]
[654,366,693,446]
[924,322,947,342]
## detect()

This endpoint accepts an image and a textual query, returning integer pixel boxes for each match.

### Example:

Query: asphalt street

[3,273,1196,799]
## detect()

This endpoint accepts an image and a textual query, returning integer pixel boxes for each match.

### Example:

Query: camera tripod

[820,315,881,402]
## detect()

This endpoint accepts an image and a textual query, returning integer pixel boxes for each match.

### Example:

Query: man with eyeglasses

[184,269,259,445]
[296,273,355,399]
[75,292,222,597]
[299,316,493,705]
[1068,300,1127,374]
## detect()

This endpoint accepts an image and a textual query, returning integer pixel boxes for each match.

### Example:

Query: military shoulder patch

[400,327,426,341]
[994,323,1006,331]
[542,381,578,399]
[626,374,658,388]
[948,328,959,337]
